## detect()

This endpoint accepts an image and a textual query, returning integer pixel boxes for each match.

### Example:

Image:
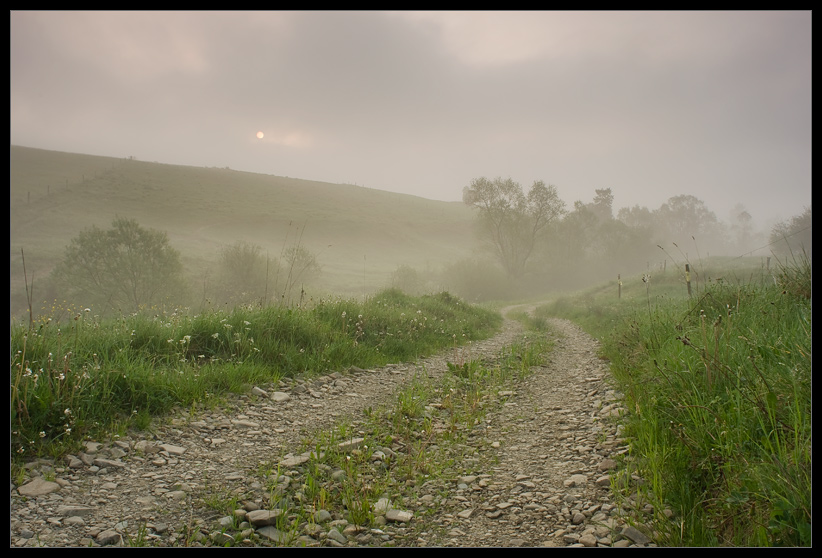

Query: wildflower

[212,333,219,339]
[64,408,72,416]
[39,431,46,438]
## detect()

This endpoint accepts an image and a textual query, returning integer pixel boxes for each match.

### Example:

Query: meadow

[535,254,812,546]
[10,145,480,318]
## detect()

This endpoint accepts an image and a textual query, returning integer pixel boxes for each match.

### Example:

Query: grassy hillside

[10,145,480,317]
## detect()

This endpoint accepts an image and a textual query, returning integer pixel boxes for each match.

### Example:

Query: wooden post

[685,264,692,297]
[618,274,622,299]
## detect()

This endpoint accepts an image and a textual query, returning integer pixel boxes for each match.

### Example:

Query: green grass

[536,255,811,547]
[10,289,502,463]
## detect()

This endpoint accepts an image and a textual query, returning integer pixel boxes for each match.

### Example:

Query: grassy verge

[536,256,811,546]
[10,289,501,463]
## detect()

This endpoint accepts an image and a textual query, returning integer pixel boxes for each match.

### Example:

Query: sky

[10,11,812,227]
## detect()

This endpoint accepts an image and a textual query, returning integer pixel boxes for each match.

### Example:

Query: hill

[10,145,480,317]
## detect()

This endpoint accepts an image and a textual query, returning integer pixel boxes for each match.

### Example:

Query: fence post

[618,274,622,299]
[685,264,692,297]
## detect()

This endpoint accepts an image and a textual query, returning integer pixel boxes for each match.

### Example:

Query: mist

[10,11,811,227]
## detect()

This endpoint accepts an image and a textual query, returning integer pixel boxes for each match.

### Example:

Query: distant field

[10,146,480,316]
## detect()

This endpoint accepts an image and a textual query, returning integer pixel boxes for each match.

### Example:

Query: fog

[10,11,811,229]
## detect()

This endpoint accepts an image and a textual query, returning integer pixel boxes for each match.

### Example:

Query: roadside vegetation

[10,289,502,464]
[536,254,812,547]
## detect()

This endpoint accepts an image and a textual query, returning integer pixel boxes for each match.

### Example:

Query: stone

[17,478,60,497]
[96,530,122,546]
[621,525,652,545]
[57,505,94,517]
[158,444,186,456]
[257,526,289,544]
[385,509,413,523]
[564,474,588,487]
[326,528,348,545]
[247,509,282,526]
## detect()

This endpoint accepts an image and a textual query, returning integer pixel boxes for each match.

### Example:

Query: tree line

[24,183,810,321]
[462,176,811,291]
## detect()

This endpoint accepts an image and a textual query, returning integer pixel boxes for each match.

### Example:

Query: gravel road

[11,306,661,548]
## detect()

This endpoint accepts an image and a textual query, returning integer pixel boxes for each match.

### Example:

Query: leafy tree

[51,217,185,314]
[463,177,565,279]
[390,264,424,295]
[728,204,760,255]
[617,204,655,231]
[590,188,614,222]
[554,201,599,262]
[654,194,723,250]
[770,206,812,259]
[215,241,277,305]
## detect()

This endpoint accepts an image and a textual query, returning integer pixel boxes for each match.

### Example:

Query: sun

[256,131,264,139]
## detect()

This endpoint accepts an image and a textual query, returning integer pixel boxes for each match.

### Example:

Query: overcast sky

[10,11,812,226]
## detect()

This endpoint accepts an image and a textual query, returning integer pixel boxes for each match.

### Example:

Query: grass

[536,255,811,547]
[10,289,502,463]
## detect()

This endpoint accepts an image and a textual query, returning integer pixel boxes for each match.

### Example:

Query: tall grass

[10,289,501,462]
[537,256,811,546]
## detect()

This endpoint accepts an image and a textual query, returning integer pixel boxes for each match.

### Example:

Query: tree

[390,264,424,295]
[654,194,722,249]
[770,206,812,259]
[728,204,758,254]
[215,241,277,305]
[463,177,565,279]
[557,201,599,261]
[51,217,185,314]
[590,188,614,222]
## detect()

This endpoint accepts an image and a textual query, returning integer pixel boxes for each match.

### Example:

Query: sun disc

[256,131,264,139]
